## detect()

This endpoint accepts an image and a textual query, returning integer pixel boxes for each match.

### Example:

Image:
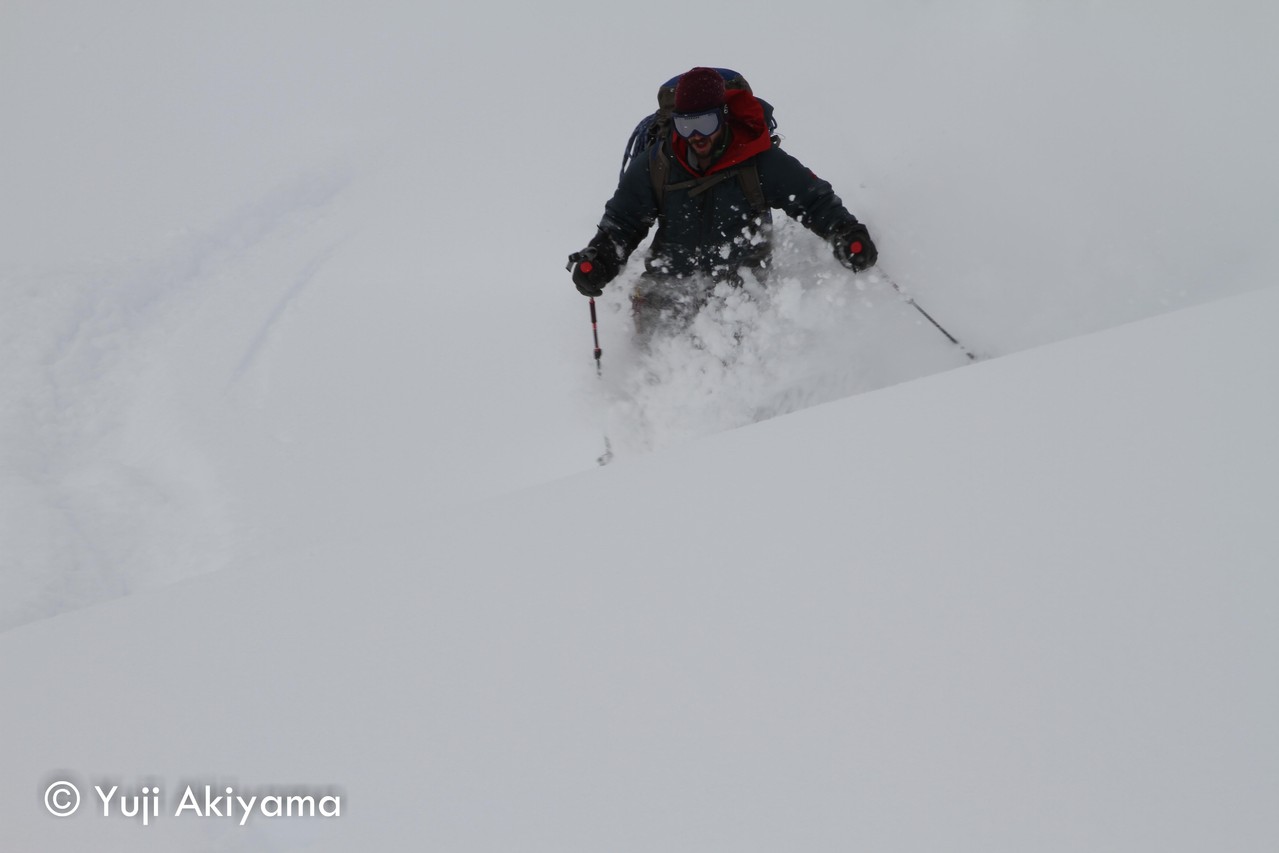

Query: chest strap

[649,144,768,214]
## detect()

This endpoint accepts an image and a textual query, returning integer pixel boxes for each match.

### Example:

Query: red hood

[671,87,773,176]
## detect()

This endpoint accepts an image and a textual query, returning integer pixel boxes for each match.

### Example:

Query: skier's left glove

[567,233,622,297]
[832,222,878,272]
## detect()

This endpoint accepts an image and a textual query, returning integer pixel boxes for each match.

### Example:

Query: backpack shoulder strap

[735,161,767,213]
[648,141,671,207]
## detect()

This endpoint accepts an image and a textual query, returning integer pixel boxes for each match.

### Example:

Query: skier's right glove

[567,233,622,297]
[832,222,878,272]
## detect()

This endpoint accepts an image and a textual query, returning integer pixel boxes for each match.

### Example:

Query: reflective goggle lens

[673,109,723,139]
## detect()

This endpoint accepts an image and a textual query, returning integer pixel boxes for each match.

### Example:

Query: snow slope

[2,2,1279,848]
[4,2,1278,627]
[2,286,1277,852]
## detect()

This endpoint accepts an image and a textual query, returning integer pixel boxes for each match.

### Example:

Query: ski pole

[880,270,977,361]
[587,297,613,465]
[588,296,603,376]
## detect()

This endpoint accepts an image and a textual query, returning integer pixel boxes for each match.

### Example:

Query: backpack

[618,69,780,211]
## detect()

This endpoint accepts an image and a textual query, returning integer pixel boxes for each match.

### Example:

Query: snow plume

[593,218,972,456]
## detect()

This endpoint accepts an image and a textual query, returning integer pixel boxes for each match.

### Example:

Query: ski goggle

[672,108,725,139]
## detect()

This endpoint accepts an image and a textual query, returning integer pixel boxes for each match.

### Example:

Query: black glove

[567,233,622,297]
[832,222,878,272]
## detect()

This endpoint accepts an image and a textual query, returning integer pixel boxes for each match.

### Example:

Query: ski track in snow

[227,242,343,388]
[0,169,351,630]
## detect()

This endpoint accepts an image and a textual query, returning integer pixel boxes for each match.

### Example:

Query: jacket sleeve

[756,147,860,239]
[595,148,661,260]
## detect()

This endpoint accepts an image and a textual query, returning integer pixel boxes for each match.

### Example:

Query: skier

[568,66,878,339]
